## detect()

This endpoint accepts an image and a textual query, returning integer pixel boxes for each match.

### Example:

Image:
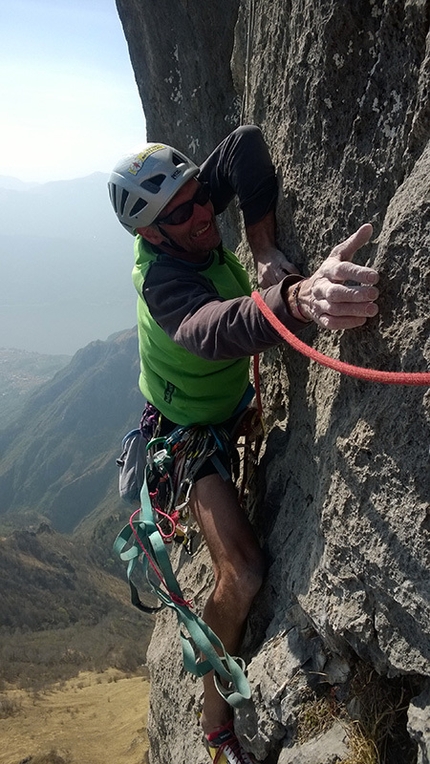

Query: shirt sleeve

[142,262,307,360]
[198,125,278,226]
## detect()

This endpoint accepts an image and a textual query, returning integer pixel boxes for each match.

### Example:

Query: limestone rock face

[115,0,240,159]
[115,1,429,761]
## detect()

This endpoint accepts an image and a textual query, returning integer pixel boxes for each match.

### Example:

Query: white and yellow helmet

[108,143,199,234]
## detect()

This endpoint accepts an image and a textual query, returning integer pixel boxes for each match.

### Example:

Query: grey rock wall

[115,0,241,158]
[115,1,429,762]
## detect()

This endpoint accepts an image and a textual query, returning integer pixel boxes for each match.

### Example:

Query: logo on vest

[164,382,175,404]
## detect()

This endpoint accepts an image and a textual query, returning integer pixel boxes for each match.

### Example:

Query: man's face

[155,178,221,258]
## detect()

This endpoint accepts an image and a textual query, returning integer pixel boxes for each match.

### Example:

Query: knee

[231,124,263,149]
[240,559,264,603]
[220,548,265,605]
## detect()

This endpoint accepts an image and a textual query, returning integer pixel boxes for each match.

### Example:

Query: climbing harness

[145,423,231,551]
[113,416,263,707]
[252,291,430,386]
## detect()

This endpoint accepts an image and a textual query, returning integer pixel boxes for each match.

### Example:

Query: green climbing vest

[132,236,252,426]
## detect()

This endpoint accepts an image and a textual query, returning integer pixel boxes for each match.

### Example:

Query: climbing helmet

[108,143,199,234]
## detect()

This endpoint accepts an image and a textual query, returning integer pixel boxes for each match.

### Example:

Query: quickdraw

[145,423,230,552]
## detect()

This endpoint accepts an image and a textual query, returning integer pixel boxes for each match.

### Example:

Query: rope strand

[128,509,192,608]
[252,291,430,386]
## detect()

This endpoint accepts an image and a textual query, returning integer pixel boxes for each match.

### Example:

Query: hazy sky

[0,0,146,183]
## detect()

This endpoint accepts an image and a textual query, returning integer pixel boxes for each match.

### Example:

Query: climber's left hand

[291,224,380,329]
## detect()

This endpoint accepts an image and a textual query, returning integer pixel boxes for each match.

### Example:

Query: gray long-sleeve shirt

[142,251,306,361]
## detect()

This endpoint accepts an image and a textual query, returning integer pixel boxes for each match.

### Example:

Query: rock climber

[108,125,379,764]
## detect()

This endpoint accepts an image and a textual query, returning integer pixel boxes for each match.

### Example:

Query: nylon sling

[113,466,251,708]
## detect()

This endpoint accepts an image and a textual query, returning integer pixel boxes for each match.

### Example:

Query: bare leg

[189,473,265,735]
[246,210,299,287]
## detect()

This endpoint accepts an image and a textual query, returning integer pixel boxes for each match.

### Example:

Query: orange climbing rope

[251,291,430,387]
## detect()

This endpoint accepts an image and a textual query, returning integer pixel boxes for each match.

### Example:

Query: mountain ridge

[0,346,71,427]
[0,328,142,533]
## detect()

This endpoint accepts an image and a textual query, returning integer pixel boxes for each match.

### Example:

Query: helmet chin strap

[156,224,189,255]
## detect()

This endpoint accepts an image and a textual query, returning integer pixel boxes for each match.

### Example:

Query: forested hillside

[0,328,141,532]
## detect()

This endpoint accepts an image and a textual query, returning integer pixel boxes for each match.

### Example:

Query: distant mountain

[0,173,137,355]
[0,175,39,191]
[0,347,71,426]
[0,172,122,240]
[0,327,143,533]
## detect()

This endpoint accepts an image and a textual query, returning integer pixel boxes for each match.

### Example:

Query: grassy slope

[0,669,150,764]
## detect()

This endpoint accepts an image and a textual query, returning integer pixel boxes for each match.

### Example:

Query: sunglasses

[156,183,211,226]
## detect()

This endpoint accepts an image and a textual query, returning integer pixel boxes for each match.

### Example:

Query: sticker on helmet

[128,145,165,175]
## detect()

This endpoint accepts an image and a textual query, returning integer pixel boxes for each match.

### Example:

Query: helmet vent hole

[140,174,166,194]
[129,198,148,217]
[172,152,185,167]
[119,189,129,215]
[108,183,118,213]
